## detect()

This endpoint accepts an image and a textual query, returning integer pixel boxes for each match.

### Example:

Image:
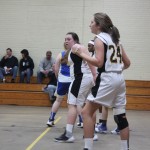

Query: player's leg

[113,77,129,150]
[55,75,94,143]
[96,106,102,124]
[47,82,70,127]
[47,96,63,127]
[113,108,129,150]
[77,105,83,128]
[82,101,100,150]
[95,106,108,133]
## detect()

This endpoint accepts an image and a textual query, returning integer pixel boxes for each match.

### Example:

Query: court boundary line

[26,116,61,150]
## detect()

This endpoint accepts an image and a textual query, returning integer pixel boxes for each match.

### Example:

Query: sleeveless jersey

[96,32,124,73]
[68,51,92,79]
[58,51,72,82]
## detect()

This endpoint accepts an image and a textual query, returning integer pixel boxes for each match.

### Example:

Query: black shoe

[54,131,75,143]
[83,148,89,150]
[11,79,15,83]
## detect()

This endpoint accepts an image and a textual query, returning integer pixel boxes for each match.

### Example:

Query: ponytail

[61,49,70,64]
[109,26,120,46]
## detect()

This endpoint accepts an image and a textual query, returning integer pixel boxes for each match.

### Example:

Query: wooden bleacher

[0,76,67,107]
[126,80,150,110]
[3,76,49,84]
[0,83,67,107]
[0,79,150,110]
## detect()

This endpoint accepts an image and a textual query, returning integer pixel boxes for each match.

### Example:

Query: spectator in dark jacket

[0,48,18,83]
[19,49,34,83]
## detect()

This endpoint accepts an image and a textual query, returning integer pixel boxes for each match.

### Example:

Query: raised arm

[72,38,104,68]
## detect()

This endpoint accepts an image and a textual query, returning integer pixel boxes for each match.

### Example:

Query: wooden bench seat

[0,80,150,110]
[126,87,150,96]
[126,80,150,88]
[0,83,67,107]
[126,95,150,110]
[4,76,49,84]
[125,80,150,110]
[0,83,44,92]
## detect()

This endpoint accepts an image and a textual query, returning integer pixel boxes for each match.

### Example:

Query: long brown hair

[94,12,120,46]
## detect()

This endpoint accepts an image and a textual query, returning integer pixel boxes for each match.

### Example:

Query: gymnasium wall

[0,0,150,80]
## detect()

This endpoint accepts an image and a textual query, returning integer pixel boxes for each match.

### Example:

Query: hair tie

[110,25,114,29]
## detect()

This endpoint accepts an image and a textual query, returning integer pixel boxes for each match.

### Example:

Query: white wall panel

[0,0,149,80]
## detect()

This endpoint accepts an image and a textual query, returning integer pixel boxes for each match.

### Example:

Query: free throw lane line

[26,116,61,150]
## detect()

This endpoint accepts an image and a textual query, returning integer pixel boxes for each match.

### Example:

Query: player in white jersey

[55,32,97,143]
[76,40,96,128]
[87,40,119,135]
[72,13,131,150]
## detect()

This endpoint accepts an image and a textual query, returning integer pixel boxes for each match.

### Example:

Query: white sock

[66,124,74,137]
[84,138,93,150]
[121,140,129,150]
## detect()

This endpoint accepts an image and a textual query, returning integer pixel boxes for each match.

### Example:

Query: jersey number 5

[109,45,122,63]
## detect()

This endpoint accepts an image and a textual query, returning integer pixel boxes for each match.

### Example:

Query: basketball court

[0,105,149,150]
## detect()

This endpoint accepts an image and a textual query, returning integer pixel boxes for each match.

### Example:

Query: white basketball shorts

[87,72,126,109]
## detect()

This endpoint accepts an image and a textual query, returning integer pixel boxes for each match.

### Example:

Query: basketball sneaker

[93,134,98,141]
[77,122,83,128]
[111,127,120,135]
[95,123,108,134]
[47,119,54,127]
[55,131,75,143]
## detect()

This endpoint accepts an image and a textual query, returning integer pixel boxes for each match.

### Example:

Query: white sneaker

[95,123,108,134]
[111,127,120,135]
[93,134,98,141]
[47,119,55,127]
[77,122,83,128]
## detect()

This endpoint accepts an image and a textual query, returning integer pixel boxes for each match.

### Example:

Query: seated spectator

[0,48,18,83]
[37,51,55,84]
[43,64,57,105]
[19,49,34,83]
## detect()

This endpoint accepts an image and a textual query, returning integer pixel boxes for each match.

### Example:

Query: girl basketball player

[46,43,72,127]
[55,32,97,142]
[72,12,130,150]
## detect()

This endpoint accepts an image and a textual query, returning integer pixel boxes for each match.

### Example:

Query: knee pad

[114,113,129,130]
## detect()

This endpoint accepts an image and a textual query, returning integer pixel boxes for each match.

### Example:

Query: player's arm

[82,47,97,81]
[72,38,104,68]
[121,44,131,69]
[54,53,61,78]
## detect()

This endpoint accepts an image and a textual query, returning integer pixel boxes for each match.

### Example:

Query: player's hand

[72,44,82,55]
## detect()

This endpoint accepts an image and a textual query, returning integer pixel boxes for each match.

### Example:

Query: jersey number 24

[109,45,122,63]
